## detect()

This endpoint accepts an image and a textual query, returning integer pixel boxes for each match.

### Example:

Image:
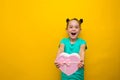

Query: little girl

[55,18,87,80]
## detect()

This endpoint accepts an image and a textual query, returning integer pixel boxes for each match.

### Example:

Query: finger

[81,64,84,68]
[56,63,61,67]
[55,64,58,67]
[78,64,83,68]
[78,65,82,68]
[54,62,58,64]
[56,65,60,68]
[78,63,82,66]
[56,65,59,67]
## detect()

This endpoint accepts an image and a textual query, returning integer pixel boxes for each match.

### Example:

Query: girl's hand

[78,60,84,68]
[54,62,62,68]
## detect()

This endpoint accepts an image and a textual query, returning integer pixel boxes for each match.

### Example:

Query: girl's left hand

[78,60,84,68]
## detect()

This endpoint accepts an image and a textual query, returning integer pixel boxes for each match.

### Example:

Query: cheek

[67,29,72,32]
[66,30,70,34]
[76,29,80,32]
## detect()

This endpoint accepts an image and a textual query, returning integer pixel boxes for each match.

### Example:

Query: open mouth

[71,33,76,36]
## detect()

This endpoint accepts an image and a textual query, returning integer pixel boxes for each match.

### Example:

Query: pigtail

[79,19,83,24]
[66,18,70,23]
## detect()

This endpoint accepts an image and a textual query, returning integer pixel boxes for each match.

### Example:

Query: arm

[56,44,65,56]
[55,44,65,68]
[78,44,86,68]
[79,44,86,62]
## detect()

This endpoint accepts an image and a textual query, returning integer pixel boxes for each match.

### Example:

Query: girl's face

[66,20,81,40]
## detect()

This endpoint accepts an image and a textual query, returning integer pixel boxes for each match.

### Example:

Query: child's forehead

[69,20,79,25]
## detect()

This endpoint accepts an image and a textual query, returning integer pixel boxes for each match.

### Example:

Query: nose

[72,27,76,31]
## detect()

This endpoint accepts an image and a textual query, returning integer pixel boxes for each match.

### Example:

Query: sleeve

[81,40,88,50]
[60,38,65,45]
[58,38,65,48]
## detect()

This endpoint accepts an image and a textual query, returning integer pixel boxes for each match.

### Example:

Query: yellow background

[0,0,120,80]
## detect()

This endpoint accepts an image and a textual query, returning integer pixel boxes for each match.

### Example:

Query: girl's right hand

[54,62,61,68]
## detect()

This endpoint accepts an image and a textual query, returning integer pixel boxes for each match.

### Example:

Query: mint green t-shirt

[59,38,87,80]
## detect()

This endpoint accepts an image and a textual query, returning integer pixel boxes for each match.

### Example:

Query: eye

[69,25,73,28]
[75,26,79,29]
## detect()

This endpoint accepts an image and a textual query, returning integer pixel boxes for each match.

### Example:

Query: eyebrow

[68,24,79,26]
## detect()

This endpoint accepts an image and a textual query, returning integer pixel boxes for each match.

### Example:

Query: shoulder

[78,38,87,50]
[60,38,69,42]
[60,38,69,44]
[78,38,87,44]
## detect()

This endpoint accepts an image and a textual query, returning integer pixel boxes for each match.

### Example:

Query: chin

[70,36,78,40]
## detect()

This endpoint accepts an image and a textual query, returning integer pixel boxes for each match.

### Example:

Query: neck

[69,38,78,43]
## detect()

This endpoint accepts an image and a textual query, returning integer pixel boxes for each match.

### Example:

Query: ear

[79,19,83,24]
[66,18,70,23]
